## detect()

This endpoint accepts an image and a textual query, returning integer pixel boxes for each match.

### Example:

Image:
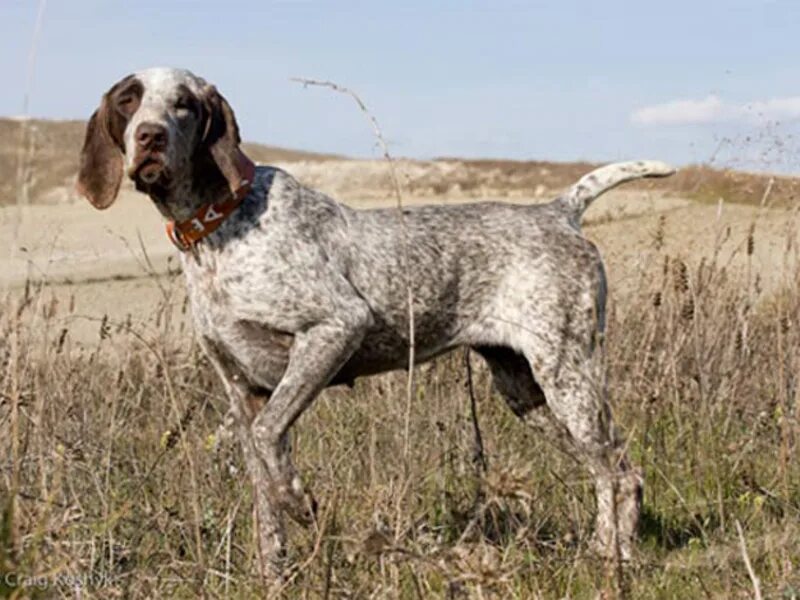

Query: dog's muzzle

[130,154,168,185]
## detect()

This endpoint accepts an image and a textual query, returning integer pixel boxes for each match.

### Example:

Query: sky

[3,0,800,172]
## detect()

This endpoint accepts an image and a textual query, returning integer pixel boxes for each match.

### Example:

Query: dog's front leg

[231,392,289,582]
[252,306,371,527]
[200,358,287,583]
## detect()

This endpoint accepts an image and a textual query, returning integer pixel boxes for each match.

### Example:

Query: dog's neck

[140,151,232,223]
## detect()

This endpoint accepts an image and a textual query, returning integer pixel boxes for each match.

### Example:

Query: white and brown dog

[77,67,674,580]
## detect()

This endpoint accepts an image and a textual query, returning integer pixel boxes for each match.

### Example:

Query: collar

[165,154,257,252]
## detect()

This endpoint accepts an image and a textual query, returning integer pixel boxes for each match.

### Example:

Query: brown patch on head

[76,75,143,209]
[175,84,203,118]
[196,85,252,197]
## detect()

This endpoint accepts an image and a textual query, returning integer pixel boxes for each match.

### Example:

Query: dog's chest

[183,255,293,391]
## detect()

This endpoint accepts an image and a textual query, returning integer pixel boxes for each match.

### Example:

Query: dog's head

[76,67,247,210]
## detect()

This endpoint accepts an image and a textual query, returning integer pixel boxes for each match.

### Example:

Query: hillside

[3,117,800,209]
[0,117,341,205]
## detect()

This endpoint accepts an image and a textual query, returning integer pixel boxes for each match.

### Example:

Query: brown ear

[201,85,253,197]
[76,100,124,209]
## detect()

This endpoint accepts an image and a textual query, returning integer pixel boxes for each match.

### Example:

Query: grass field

[2,195,799,598]
[1,117,800,598]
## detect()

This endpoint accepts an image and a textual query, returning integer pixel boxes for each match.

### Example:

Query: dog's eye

[116,94,136,113]
[174,98,193,115]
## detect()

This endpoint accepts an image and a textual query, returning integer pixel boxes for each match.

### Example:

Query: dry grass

[433,158,598,196]
[1,220,799,598]
[663,165,800,208]
[433,161,800,209]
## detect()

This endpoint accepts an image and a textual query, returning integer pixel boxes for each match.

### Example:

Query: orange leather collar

[166,154,257,251]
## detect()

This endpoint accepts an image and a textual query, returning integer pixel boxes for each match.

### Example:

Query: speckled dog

[76,67,674,579]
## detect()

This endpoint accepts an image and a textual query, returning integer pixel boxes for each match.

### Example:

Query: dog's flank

[76,67,675,582]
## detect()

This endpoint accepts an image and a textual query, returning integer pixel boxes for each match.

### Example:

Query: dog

[76,67,674,579]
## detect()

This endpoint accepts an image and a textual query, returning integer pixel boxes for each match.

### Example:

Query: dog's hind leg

[482,339,641,560]
[511,302,641,561]
[531,353,641,561]
[484,253,641,560]
[474,343,642,559]
[474,344,575,452]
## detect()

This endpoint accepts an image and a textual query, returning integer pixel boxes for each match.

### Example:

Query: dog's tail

[561,160,675,220]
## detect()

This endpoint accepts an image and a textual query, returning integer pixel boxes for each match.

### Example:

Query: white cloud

[631,94,800,126]
[631,95,726,125]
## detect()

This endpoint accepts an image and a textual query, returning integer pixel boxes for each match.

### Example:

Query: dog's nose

[135,123,167,151]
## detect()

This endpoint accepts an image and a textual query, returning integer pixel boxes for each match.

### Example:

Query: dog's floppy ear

[76,102,123,209]
[201,85,253,197]
[76,76,141,209]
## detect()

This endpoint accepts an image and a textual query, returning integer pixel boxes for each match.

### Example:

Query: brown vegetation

[1,221,798,598]
[2,115,799,597]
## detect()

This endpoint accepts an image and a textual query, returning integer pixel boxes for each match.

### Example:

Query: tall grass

[1,212,799,598]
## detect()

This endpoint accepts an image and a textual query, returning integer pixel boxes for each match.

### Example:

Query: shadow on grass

[638,505,715,551]
[431,494,565,552]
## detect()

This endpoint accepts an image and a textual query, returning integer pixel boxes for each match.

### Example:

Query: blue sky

[3,0,800,171]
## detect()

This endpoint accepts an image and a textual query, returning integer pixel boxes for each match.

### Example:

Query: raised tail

[562,160,675,220]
